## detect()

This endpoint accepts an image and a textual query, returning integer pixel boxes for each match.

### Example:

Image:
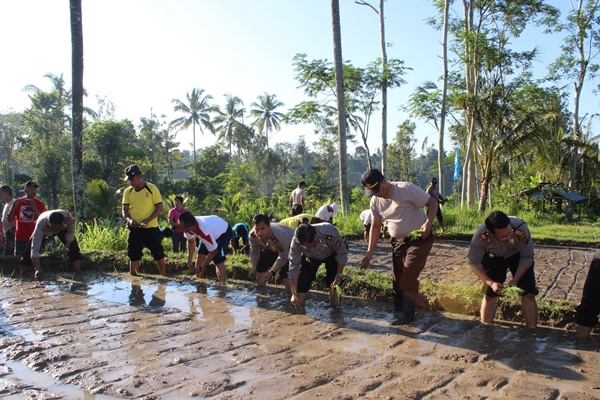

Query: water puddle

[0,353,118,400]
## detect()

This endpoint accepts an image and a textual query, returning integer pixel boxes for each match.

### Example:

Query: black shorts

[291,204,303,216]
[127,227,165,261]
[575,252,600,327]
[297,253,338,293]
[197,225,232,265]
[256,248,289,278]
[482,252,539,297]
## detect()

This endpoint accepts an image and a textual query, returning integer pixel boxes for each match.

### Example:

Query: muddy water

[0,273,599,400]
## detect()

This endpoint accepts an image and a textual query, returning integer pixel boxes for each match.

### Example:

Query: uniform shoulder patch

[270,235,279,244]
[323,234,333,241]
[478,231,491,242]
[514,229,529,243]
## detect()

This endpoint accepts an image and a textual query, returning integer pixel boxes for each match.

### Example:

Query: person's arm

[122,204,139,228]
[420,196,437,238]
[362,216,382,269]
[471,266,503,294]
[300,196,305,213]
[142,203,163,226]
[7,201,17,224]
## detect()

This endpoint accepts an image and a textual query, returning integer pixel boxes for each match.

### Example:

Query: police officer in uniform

[288,223,347,308]
[468,210,539,329]
[248,214,295,293]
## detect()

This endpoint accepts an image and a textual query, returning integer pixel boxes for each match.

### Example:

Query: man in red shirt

[8,181,46,261]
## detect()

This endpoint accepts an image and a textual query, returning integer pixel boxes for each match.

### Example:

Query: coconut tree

[249,92,284,150]
[170,88,218,178]
[214,94,245,157]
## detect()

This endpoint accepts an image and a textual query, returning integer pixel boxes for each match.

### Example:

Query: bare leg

[481,295,498,324]
[72,260,81,273]
[156,258,166,276]
[195,254,206,278]
[521,294,538,329]
[576,324,593,338]
[295,292,307,307]
[130,260,140,276]
[283,278,292,293]
[215,262,227,283]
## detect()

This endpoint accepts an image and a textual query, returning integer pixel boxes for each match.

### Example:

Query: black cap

[25,181,38,188]
[124,164,142,181]
[361,169,384,196]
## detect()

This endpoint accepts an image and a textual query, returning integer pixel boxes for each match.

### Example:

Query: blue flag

[454,148,461,181]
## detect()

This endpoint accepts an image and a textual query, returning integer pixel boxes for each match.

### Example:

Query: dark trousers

[3,227,15,255]
[171,231,187,252]
[576,251,600,328]
[392,235,434,306]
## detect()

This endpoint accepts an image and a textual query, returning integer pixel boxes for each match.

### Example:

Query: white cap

[332,203,339,214]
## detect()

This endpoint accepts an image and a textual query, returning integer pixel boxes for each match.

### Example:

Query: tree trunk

[331,0,349,215]
[192,121,198,179]
[438,0,450,199]
[378,0,388,176]
[70,0,86,221]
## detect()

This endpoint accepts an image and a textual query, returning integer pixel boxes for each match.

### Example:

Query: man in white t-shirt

[178,212,232,283]
[360,169,437,324]
[0,185,15,255]
[314,203,338,223]
[359,209,372,242]
[289,181,307,216]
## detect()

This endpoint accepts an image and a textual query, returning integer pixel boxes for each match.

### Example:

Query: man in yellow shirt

[122,164,166,276]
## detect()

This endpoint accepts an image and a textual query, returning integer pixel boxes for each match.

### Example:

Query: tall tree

[249,93,284,151]
[170,88,218,178]
[70,0,85,221]
[355,0,390,175]
[214,94,245,157]
[332,0,349,215]
[548,0,600,219]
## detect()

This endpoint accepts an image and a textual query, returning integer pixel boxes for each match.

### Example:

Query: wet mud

[0,239,599,399]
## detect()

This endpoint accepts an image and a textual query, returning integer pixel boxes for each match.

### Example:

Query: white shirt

[360,209,372,225]
[183,215,229,252]
[1,198,15,232]
[315,205,335,221]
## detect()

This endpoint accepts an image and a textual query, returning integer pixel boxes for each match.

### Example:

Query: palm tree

[214,94,245,157]
[23,72,98,121]
[249,92,284,150]
[170,88,218,178]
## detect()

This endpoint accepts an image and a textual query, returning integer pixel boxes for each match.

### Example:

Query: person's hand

[62,248,69,258]
[248,269,257,279]
[332,273,342,287]
[419,222,433,238]
[186,261,194,270]
[489,281,503,294]
[128,218,139,229]
[361,254,372,270]
[195,265,204,278]
[507,278,518,287]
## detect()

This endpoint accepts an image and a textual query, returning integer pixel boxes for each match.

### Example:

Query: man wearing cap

[288,223,347,308]
[8,181,46,258]
[314,203,338,224]
[248,213,295,292]
[468,210,538,329]
[289,181,307,216]
[360,169,437,323]
[122,164,166,276]
[425,177,447,232]
[0,185,16,255]
[19,210,81,278]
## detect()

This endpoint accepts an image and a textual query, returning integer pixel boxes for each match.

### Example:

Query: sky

[0,0,592,157]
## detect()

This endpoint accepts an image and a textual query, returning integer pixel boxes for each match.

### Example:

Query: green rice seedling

[409,230,424,240]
